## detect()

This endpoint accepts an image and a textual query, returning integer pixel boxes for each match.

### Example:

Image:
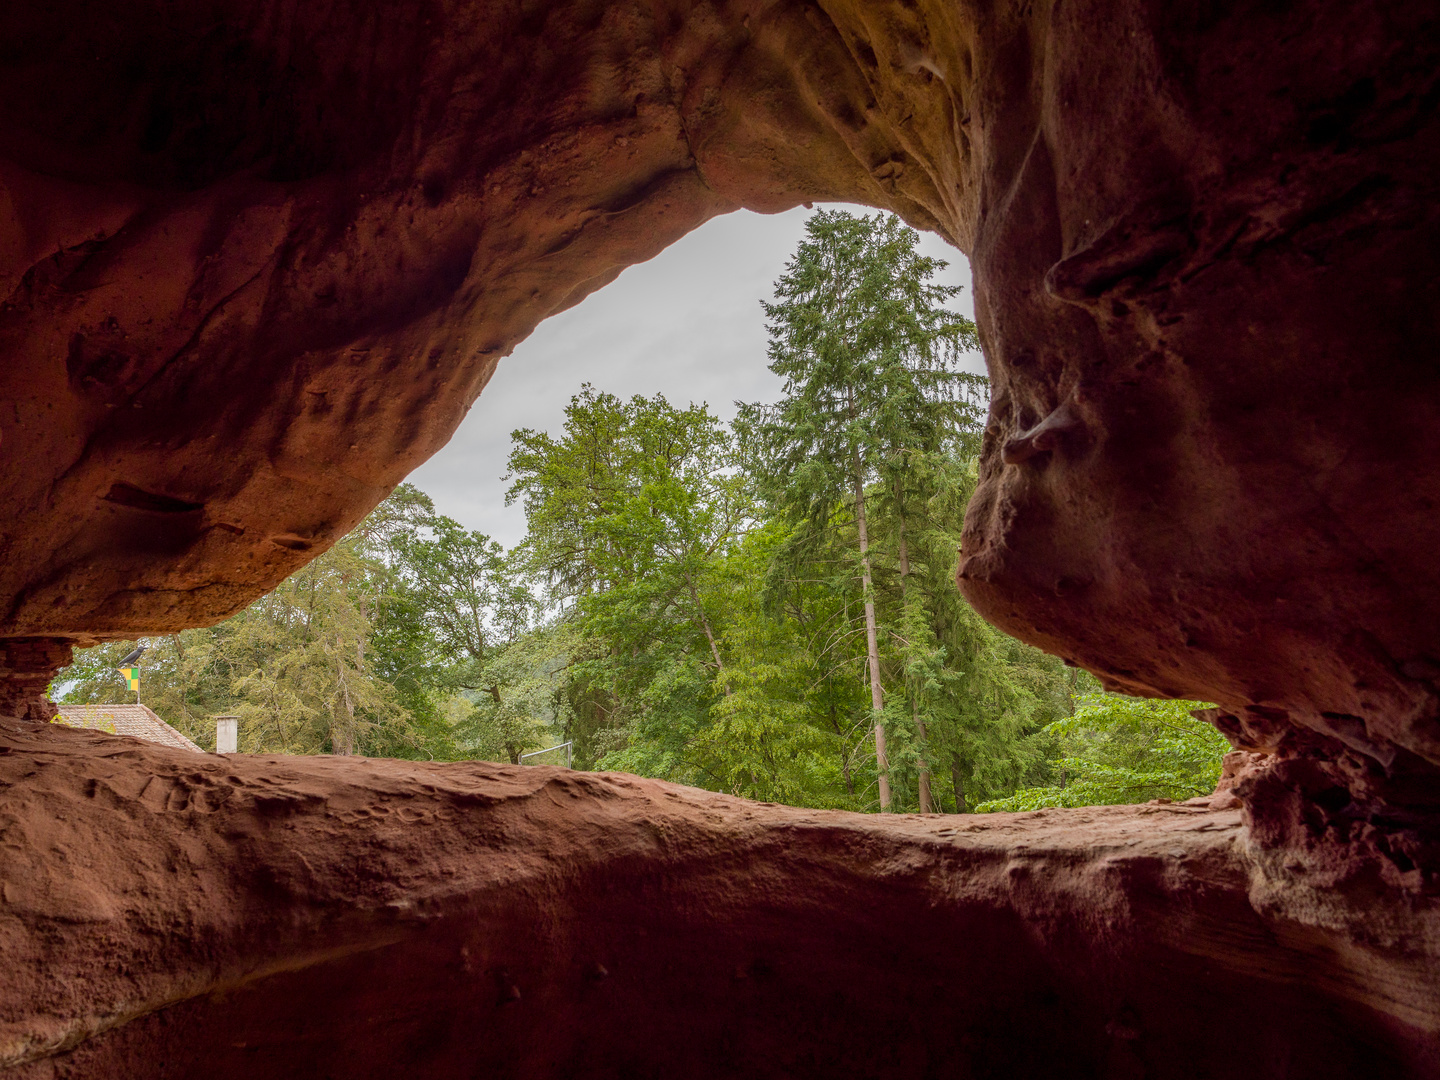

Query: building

[53,704,204,754]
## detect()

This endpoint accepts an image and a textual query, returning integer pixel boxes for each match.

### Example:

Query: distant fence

[519,741,573,769]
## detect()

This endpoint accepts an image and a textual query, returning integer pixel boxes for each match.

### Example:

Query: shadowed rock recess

[1,0,1437,1075]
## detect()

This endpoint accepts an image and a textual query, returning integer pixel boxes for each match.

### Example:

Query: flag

[119,666,139,693]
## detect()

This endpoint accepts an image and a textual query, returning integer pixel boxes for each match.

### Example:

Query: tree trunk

[831,703,856,796]
[854,466,890,811]
[951,758,967,814]
[687,579,730,696]
[915,706,932,814]
[333,655,356,756]
[897,516,932,813]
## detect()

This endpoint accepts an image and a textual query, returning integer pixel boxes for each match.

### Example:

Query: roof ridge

[54,703,205,754]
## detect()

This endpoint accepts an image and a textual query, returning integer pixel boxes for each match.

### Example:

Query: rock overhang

[2,0,1440,1072]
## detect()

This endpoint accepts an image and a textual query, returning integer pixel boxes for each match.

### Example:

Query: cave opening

[409,204,979,547]
[2,0,1439,1075]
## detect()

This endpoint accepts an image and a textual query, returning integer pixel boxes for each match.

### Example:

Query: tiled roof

[54,704,205,754]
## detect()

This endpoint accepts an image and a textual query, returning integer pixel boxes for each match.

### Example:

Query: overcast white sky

[407,204,982,548]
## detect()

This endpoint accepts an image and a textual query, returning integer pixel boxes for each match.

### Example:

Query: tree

[395,515,537,685]
[973,695,1230,811]
[506,386,753,772]
[53,484,533,761]
[59,530,414,755]
[684,521,867,807]
[453,619,579,764]
[738,210,982,810]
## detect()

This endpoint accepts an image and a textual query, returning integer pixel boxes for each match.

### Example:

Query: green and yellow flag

[119,666,139,693]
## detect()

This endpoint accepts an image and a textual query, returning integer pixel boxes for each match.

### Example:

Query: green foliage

[507,385,751,603]
[60,533,414,755]
[738,208,985,532]
[506,385,754,777]
[51,210,1229,814]
[56,484,558,761]
[683,521,872,808]
[451,620,579,764]
[973,695,1230,811]
[734,209,1058,811]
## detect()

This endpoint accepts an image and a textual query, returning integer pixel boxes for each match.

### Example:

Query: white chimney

[214,715,238,754]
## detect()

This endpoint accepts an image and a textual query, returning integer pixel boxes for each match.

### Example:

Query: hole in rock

[408,207,980,546]
[101,482,204,514]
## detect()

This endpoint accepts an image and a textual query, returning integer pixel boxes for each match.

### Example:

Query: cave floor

[1,719,1436,1079]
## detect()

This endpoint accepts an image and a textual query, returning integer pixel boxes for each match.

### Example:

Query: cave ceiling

[3,1,1440,1075]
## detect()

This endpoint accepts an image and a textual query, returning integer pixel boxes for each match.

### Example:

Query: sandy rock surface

[1,720,1436,1078]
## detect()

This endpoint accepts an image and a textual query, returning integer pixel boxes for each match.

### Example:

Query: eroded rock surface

[951,0,1440,858]
[3,1,1440,1070]
[0,0,971,642]
[1,720,1436,1078]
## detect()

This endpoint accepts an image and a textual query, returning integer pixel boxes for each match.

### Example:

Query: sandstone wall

[2,0,1439,1071]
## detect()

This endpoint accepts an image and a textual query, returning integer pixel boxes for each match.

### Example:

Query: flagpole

[117,645,146,709]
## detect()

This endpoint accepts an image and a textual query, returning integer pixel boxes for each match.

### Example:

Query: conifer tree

[738,210,980,810]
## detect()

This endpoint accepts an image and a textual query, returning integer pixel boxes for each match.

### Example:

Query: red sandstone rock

[2,2,1440,1071]
[1208,749,1269,809]
[0,641,71,725]
[0,719,1436,1078]
[0,0,965,644]
[953,0,1440,834]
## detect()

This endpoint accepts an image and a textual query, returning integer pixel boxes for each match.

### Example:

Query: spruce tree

[738,210,980,810]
